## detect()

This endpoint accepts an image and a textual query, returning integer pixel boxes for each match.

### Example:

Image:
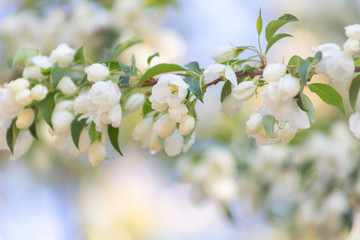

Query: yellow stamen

[220,70,226,80]
[168,83,179,93]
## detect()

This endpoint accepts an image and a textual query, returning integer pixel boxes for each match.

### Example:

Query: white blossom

[149,74,189,111]
[50,43,75,67]
[89,81,121,108]
[262,63,286,82]
[312,43,341,74]
[148,132,162,154]
[345,24,360,39]
[0,88,23,129]
[15,89,33,106]
[168,104,188,123]
[221,94,243,118]
[16,108,35,129]
[132,117,154,146]
[153,113,176,138]
[31,84,48,101]
[231,80,256,101]
[52,110,74,134]
[73,91,96,114]
[54,100,73,112]
[343,38,360,55]
[326,50,354,82]
[107,104,122,128]
[279,122,295,144]
[88,141,106,167]
[23,56,52,80]
[179,115,195,136]
[246,113,263,135]
[57,76,77,96]
[7,78,30,95]
[203,64,237,86]
[85,63,110,82]
[164,129,183,156]
[277,74,300,101]
[124,93,145,114]
[211,45,236,63]
[349,112,360,139]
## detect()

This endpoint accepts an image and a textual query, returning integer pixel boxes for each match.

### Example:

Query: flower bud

[124,93,145,113]
[345,24,360,39]
[164,130,183,157]
[85,63,110,82]
[7,78,30,94]
[23,56,52,81]
[326,51,354,82]
[148,132,162,154]
[168,104,188,123]
[49,43,75,67]
[108,104,122,128]
[277,74,300,101]
[153,113,176,138]
[54,100,73,112]
[57,76,77,96]
[211,45,235,63]
[245,113,263,135]
[89,81,121,107]
[221,94,243,118]
[15,89,33,105]
[179,115,195,136]
[343,38,360,55]
[73,91,96,113]
[88,141,106,167]
[263,63,286,82]
[231,81,256,101]
[16,108,35,129]
[31,84,48,101]
[279,122,295,144]
[52,110,74,133]
[349,112,360,139]
[133,117,153,146]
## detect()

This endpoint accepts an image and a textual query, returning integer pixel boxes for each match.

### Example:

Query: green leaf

[89,122,101,143]
[349,75,360,112]
[147,52,160,65]
[70,118,87,149]
[7,58,13,69]
[265,33,293,54]
[308,83,345,115]
[107,37,142,61]
[119,75,130,88]
[6,120,20,154]
[265,14,298,42]
[119,62,131,75]
[256,9,263,35]
[183,76,203,102]
[186,98,197,118]
[314,51,322,63]
[262,115,276,137]
[107,125,123,156]
[142,96,153,118]
[301,93,316,124]
[13,48,39,66]
[74,45,87,64]
[29,112,38,140]
[185,61,202,74]
[130,54,137,76]
[39,92,56,129]
[221,81,232,102]
[299,59,313,85]
[288,55,303,76]
[51,63,71,88]
[140,63,186,83]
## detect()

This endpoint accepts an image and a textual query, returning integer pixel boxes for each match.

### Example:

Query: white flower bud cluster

[177,147,238,203]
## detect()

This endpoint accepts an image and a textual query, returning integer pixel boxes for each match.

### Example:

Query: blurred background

[1,0,360,239]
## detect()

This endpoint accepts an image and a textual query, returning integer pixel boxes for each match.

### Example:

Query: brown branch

[356,66,360,72]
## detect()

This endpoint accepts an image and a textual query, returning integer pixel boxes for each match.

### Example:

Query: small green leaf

[108,125,123,156]
[265,14,298,42]
[79,74,88,88]
[147,52,160,65]
[186,98,198,119]
[308,83,345,115]
[314,51,322,63]
[185,61,202,74]
[7,58,13,69]
[107,37,142,61]
[299,59,313,85]
[51,63,71,88]
[71,118,87,149]
[89,122,101,144]
[262,115,276,137]
[184,76,203,102]
[74,45,87,64]
[349,75,360,112]
[288,55,303,76]
[119,75,130,88]
[29,112,38,140]
[131,54,137,76]
[119,62,131,75]
[13,48,39,66]
[142,96,153,118]
[221,81,232,102]
[301,93,316,124]
[265,33,293,54]
[39,92,56,129]
[256,9,263,36]
[6,120,20,154]
[140,63,186,83]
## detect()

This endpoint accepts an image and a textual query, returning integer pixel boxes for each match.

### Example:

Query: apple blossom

[88,141,106,167]
[349,112,360,139]
[312,43,341,74]
[148,132,162,154]
[89,81,121,108]
[211,45,236,63]
[57,76,77,96]
[85,63,110,82]
[164,129,183,156]
[49,43,75,67]
[23,56,52,80]
[168,104,188,123]
[343,38,360,55]
[107,104,122,128]
[262,63,286,82]
[203,64,237,86]
[153,113,176,138]
[231,80,256,101]
[179,115,195,136]
[345,24,360,39]
[123,93,145,114]
[7,78,30,94]
[15,89,33,105]
[31,84,48,101]
[132,117,154,146]
[54,100,73,112]
[52,110,74,134]
[221,94,243,118]
[277,74,300,101]
[16,108,35,129]
[245,113,263,135]
[325,50,354,82]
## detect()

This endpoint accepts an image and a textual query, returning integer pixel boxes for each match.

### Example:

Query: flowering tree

[2,8,360,238]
